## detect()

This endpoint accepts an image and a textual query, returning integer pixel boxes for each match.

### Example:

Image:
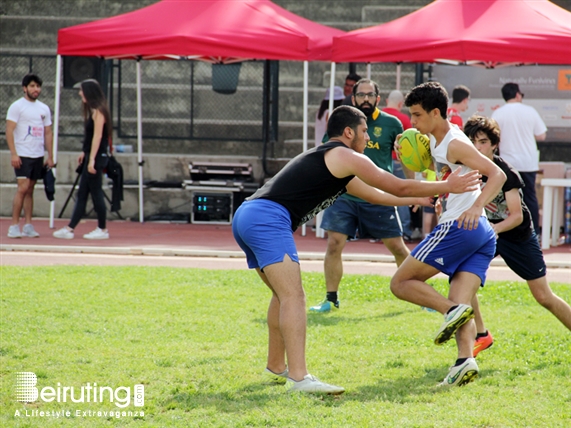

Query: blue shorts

[497,231,546,281]
[232,199,299,270]
[411,217,496,285]
[321,197,402,239]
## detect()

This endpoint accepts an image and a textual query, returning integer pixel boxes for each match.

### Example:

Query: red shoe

[473,331,494,357]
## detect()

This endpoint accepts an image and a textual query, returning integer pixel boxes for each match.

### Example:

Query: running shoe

[439,358,479,387]
[309,299,339,313]
[83,228,109,240]
[473,331,494,357]
[53,227,74,239]
[434,304,474,345]
[7,225,21,238]
[263,368,289,384]
[285,374,345,395]
[22,224,40,238]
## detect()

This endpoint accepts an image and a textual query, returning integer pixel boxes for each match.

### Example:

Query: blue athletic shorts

[14,157,43,180]
[496,231,546,281]
[411,217,496,285]
[321,197,402,239]
[232,199,299,270]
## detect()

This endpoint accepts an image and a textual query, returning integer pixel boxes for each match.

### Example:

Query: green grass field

[1,265,570,427]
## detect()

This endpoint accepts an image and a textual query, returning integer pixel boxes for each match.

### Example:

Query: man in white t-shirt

[491,83,547,236]
[6,74,54,238]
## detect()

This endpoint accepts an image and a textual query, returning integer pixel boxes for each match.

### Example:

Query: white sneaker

[434,304,474,345]
[439,358,479,387]
[7,225,21,238]
[263,368,289,384]
[83,228,109,240]
[22,224,40,238]
[285,374,345,395]
[411,228,423,240]
[53,227,74,239]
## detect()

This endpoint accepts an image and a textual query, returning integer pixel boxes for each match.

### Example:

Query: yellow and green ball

[398,129,432,172]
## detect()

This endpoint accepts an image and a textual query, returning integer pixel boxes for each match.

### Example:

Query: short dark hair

[346,73,362,82]
[352,79,380,96]
[22,74,42,87]
[404,81,448,119]
[327,106,366,138]
[452,85,470,103]
[501,83,520,101]
[464,115,501,147]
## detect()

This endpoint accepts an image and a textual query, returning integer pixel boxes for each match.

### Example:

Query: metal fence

[1,54,267,142]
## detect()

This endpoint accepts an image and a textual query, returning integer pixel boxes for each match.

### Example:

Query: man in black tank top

[232,106,480,394]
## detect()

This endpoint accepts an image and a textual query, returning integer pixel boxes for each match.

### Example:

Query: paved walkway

[1,218,570,283]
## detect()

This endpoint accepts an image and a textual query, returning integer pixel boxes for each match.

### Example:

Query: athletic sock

[454,358,468,366]
[476,330,489,339]
[326,292,338,303]
[446,305,459,314]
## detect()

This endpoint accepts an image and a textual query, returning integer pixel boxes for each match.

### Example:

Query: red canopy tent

[54,0,344,223]
[332,0,571,67]
[58,0,342,62]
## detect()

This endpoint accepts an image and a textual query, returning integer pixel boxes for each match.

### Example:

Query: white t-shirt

[431,125,484,224]
[491,103,547,172]
[6,97,52,158]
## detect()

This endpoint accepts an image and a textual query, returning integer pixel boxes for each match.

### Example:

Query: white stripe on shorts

[415,221,452,263]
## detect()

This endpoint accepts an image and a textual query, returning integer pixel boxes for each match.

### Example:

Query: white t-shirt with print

[6,97,52,158]
[491,103,547,172]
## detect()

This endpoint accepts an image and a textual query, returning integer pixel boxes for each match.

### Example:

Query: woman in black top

[53,79,111,240]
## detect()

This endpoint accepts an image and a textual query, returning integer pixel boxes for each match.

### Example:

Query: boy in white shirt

[6,74,54,238]
[390,82,506,387]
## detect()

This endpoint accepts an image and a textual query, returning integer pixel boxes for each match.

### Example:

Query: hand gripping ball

[398,129,432,172]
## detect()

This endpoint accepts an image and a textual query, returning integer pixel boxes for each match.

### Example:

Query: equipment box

[190,191,233,225]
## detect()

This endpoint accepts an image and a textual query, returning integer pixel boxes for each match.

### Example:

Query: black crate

[191,192,233,224]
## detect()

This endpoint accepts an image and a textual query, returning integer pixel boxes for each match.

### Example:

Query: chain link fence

[1,54,267,142]
[0,54,83,137]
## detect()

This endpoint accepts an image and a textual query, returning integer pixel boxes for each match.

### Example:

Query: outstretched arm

[346,177,434,207]
[324,147,481,198]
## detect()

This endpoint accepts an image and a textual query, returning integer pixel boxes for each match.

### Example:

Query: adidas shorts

[232,199,299,271]
[411,217,496,285]
[321,197,403,239]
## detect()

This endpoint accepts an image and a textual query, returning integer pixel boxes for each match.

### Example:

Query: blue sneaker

[309,299,339,313]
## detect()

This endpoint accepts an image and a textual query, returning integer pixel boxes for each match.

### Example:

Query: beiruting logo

[16,372,144,408]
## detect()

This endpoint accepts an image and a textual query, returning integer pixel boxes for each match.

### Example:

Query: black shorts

[496,232,546,281]
[14,157,44,181]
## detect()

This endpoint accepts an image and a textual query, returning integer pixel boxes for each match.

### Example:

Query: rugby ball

[398,129,432,172]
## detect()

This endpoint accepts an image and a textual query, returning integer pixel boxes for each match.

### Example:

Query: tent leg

[317,62,337,239]
[301,60,309,237]
[136,60,144,223]
[50,54,62,229]
[396,63,401,90]
[366,63,371,79]
[328,62,335,115]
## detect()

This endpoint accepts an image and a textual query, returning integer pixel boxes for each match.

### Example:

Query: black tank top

[82,115,109,156]
[248,140,355,230]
